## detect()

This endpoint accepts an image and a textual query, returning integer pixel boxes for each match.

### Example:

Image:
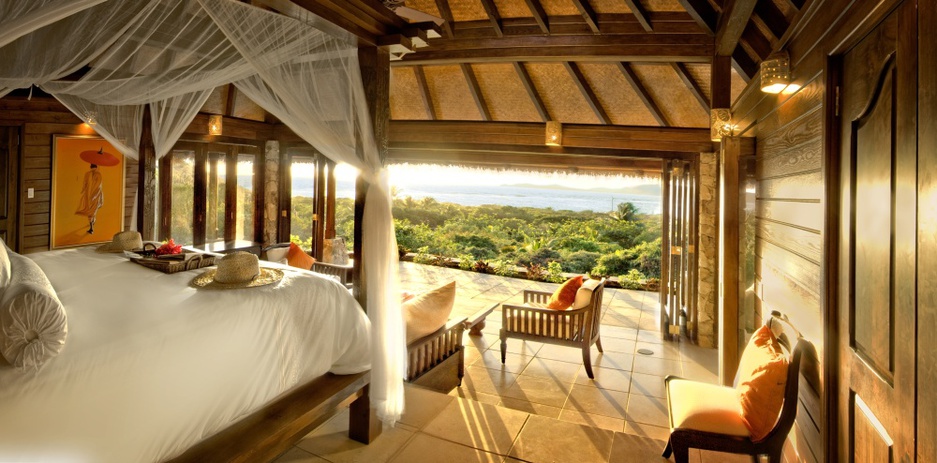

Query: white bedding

[0,247,371,463]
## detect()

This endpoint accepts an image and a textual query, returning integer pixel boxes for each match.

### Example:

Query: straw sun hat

[191,252,283,289]
[96,230,143,253]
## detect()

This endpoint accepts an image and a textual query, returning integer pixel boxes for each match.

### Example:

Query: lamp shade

[760,52,790,94]
[208,114,223,136]
[545,121,562,146]
[710,108,733,142]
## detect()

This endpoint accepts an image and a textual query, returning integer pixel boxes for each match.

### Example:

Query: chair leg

[662,439,672,458]
[582,345,595,379]
[671,444,690,463]
[500,338,507,364]
[595,336,604,353]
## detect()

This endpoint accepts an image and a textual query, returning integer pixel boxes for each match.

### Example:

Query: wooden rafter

[740,22,772,60]
[754,0,790,39]
[670,63,710,113]
[395,34,714,65]
[388,149,667,172]
[521,0,550,34]
[413,66,437,120]
[622,0,653,32]
[564,62,611,125]
[460,64,492,121]
[715,0,758,56]
[224,84,237,117]
[732,47,756,82]
[449,12,705,38]
[264,0,437,46]
[616,62,668,126]
[570,0,600,34]
[513,62,550,122]
[434,0,456,37]
[676,0,717,35]
[479,0,503,37]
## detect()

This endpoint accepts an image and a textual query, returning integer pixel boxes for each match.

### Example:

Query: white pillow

[0,253,67,369]
[265,246,289,265]
[0,239,11,289]
[572,278,602,309]
[403,281,456,344]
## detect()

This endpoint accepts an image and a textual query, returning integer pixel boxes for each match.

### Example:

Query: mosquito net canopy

[0,0,405,424]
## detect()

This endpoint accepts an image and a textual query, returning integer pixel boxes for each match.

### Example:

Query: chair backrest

[761,313,813,445]
[575,278,605,341]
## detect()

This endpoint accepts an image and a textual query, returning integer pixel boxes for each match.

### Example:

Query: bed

[0,246,373,462]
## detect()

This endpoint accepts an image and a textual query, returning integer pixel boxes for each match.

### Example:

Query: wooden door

[0,127,19,247]
[837,2,916,462]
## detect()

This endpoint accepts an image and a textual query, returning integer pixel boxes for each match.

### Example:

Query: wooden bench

[407,317,467,392]
[463,303,499,336]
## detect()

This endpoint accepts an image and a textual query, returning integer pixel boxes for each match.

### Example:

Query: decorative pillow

[547,275,583,310]
[0,239,11,289]
[736,324,789,441]
[286,242,315,270]
[0,253,67,369]
[265,246,290,265]
[403,281,456,344]
[572,278,602,309]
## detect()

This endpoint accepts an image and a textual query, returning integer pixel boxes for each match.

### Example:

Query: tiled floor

[275,263,743,463]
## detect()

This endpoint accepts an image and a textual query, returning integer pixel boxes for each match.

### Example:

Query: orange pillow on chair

[546,275,583,310]
[286,242,316,270]
[736,324,789,441]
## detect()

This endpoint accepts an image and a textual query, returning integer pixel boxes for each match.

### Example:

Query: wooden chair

[499,278,606,378]
[662,314,810,463]
[406,316,467,392]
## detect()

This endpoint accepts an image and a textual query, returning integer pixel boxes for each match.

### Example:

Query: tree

[610,201,638,222]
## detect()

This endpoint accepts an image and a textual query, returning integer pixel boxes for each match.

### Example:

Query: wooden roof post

[354,44,391,309]
[137,105,156,241]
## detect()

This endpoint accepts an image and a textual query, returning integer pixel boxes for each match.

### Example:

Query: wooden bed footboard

[168,371,378,463]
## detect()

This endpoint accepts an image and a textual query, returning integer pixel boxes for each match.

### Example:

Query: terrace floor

[275,262,742,463]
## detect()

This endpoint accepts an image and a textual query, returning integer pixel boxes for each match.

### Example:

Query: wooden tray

[131,253,215,274]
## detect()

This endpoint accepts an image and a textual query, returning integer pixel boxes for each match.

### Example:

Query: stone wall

[696,152,718,348]
[263,140,279,246]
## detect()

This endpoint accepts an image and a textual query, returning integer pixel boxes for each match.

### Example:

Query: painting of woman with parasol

[51,136,125,248]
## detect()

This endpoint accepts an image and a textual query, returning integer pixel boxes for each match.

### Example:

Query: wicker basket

[131,253,215,274]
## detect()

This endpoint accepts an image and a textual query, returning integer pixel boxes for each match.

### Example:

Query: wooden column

[224,147,237,242]
[659,160,672,340]
[313,154,327,259]
[325,159,337,239]
[208,157,219,242]
[253,144,264,244]
[719,136,740,385]
[137,105,157,240]
[354,45,390,311]
[278,149,291,244]
[193,146,207,245]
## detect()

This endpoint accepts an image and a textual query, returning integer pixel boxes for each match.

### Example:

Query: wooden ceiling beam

[461,64,492,121]
[753,0,790,39]
[514,62,550,122]
[565,62,611,125]
[616,62,668,126]
[622,0,653,32]
[714,0,758,56]
[676,0,717,35]
[434,0,456,37]
[740,22,772,60]
[395,34,714,65]
[570,0,601,34]
[387,148,669,172]
[224,84,237,117]
[731,47,756,82]
[389,120,714,153]
[671,62,710,113]
[414,66,437,120]
[479,0,504,37]
[522,0,550,34]
[451,12,707,38]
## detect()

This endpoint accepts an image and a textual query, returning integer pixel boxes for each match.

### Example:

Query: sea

[282,177,662,214]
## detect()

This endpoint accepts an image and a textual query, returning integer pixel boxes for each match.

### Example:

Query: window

[169,150,194,244]
[290,156,316,250]
[236,154,255,242]
[206,152,226,243]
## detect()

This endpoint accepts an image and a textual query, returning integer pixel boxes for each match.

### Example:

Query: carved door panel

[837,2,916,462]
[0,127,18,247]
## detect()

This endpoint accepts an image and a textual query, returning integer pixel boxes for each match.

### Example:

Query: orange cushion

[736,324,789,441]
[547,275,583,310]
[286,242,316,270]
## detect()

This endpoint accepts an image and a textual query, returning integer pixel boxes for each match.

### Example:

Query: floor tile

[399,384,455,430]
[520,357,582,383]
[565,384,630,419]
[636,330,666,344]
[422,398,529,455]
[628,372,666,398]
[296,410,415,463]
[626,393,669,427]
[573,365,632,393]
[635,341,682,360]
[461,365,519,396]
[632,356,683,377]
[601,325,639,340]
[498,396,563,419]
[509,414,615,463]
[536,344,585,364]
[624,420,671,441]
[699,450,755,463]
[607,431,671,463]
[500,375,573,408]
[597,336,637,354]
[272,447,329,463]
[450,387,503,406]
[557,408,625,432]
[592,351,635,370]
[390,433,503,463]
[475,350,534,374]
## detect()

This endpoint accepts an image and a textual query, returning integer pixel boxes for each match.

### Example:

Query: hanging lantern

[208,114,223,136]
[710,108,733,142]
[545,121,562,146]
[760,51,791,94]
[85,111,97,126]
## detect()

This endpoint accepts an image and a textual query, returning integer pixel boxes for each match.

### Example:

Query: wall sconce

[710,108,733,142]
[545,121,562,146]
[760,51,791,94]
[208,114,223,136]
[85,111,97,126]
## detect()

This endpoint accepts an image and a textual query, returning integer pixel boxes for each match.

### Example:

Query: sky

[291,162,659,191]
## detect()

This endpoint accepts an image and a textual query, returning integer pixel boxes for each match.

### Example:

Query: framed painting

[51,135,125,249]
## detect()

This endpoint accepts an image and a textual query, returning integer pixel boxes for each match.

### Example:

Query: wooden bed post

[137,105,156,240]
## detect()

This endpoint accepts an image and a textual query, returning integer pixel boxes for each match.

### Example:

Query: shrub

[457,254,474,270]
[546,261,566,283]
[473,260,491,273]
[413,246,435,265]
[516,247,561,267]
[591,250,634,277]
[617,269,647,290]
[492,260,516,277]
[395,219,434,254]
[562,250,601,274]
[526,264,546,281]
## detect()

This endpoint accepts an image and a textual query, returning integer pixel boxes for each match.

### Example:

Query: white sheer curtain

[0,0,110,50]
[0,0,407,424]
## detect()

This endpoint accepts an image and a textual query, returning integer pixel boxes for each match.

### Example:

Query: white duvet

[0,247,371,463]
